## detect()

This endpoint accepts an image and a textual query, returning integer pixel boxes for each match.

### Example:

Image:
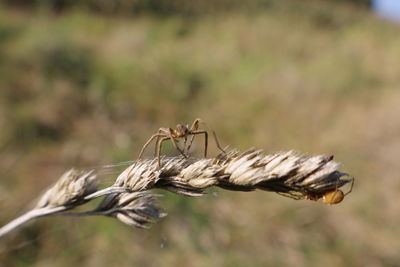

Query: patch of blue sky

[372,0,400,22]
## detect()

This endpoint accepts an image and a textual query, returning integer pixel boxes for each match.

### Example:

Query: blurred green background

[1,0,400,266]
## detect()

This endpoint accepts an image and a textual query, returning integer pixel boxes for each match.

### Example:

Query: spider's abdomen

[322,190,345,205]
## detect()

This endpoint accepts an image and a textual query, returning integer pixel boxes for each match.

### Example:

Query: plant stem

[0,206,67,238]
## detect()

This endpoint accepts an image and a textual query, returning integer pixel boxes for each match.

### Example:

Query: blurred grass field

[1,0,400,266]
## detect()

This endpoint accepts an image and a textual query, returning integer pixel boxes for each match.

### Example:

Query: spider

[321,180,353,205]
[138,118,226,169]
[278,177,354,205]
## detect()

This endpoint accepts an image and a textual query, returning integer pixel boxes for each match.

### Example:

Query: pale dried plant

[36,169,98,208]
[0,148,354,238]
[86,192,167,228]
[93,149,352,198]
[0,169,98,237]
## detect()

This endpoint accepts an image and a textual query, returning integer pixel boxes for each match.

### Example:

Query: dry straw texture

[0,148,353,238]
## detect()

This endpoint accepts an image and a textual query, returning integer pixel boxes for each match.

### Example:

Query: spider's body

[279,178,354,205]
[172,124,190,137]
[138,119,225,169]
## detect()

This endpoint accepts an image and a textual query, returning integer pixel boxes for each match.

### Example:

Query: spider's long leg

[185,119,201,153]
[183,136,188,153]
[190,118,202,131]
[168,135,187,158]
[156,136,187,169]
[154,128,173,169]
[154,133,161,157]
[154,128,169,157]
[277,192,303,200]
[128,131,163,180]
[138,133,164,159]
[186,134,196,154]
[212,130,226,154]
[156,137,169,169]
[190,131,208,157]
[344,177,355,196]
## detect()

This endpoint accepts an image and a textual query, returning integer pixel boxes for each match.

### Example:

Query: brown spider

[321,178,354,205]
[138,118,225,169]
[278,177,354,205]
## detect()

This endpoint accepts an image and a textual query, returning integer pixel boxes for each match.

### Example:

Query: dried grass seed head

[36,169,98,208]
[95,192,166,228]
[113,148,354,203]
